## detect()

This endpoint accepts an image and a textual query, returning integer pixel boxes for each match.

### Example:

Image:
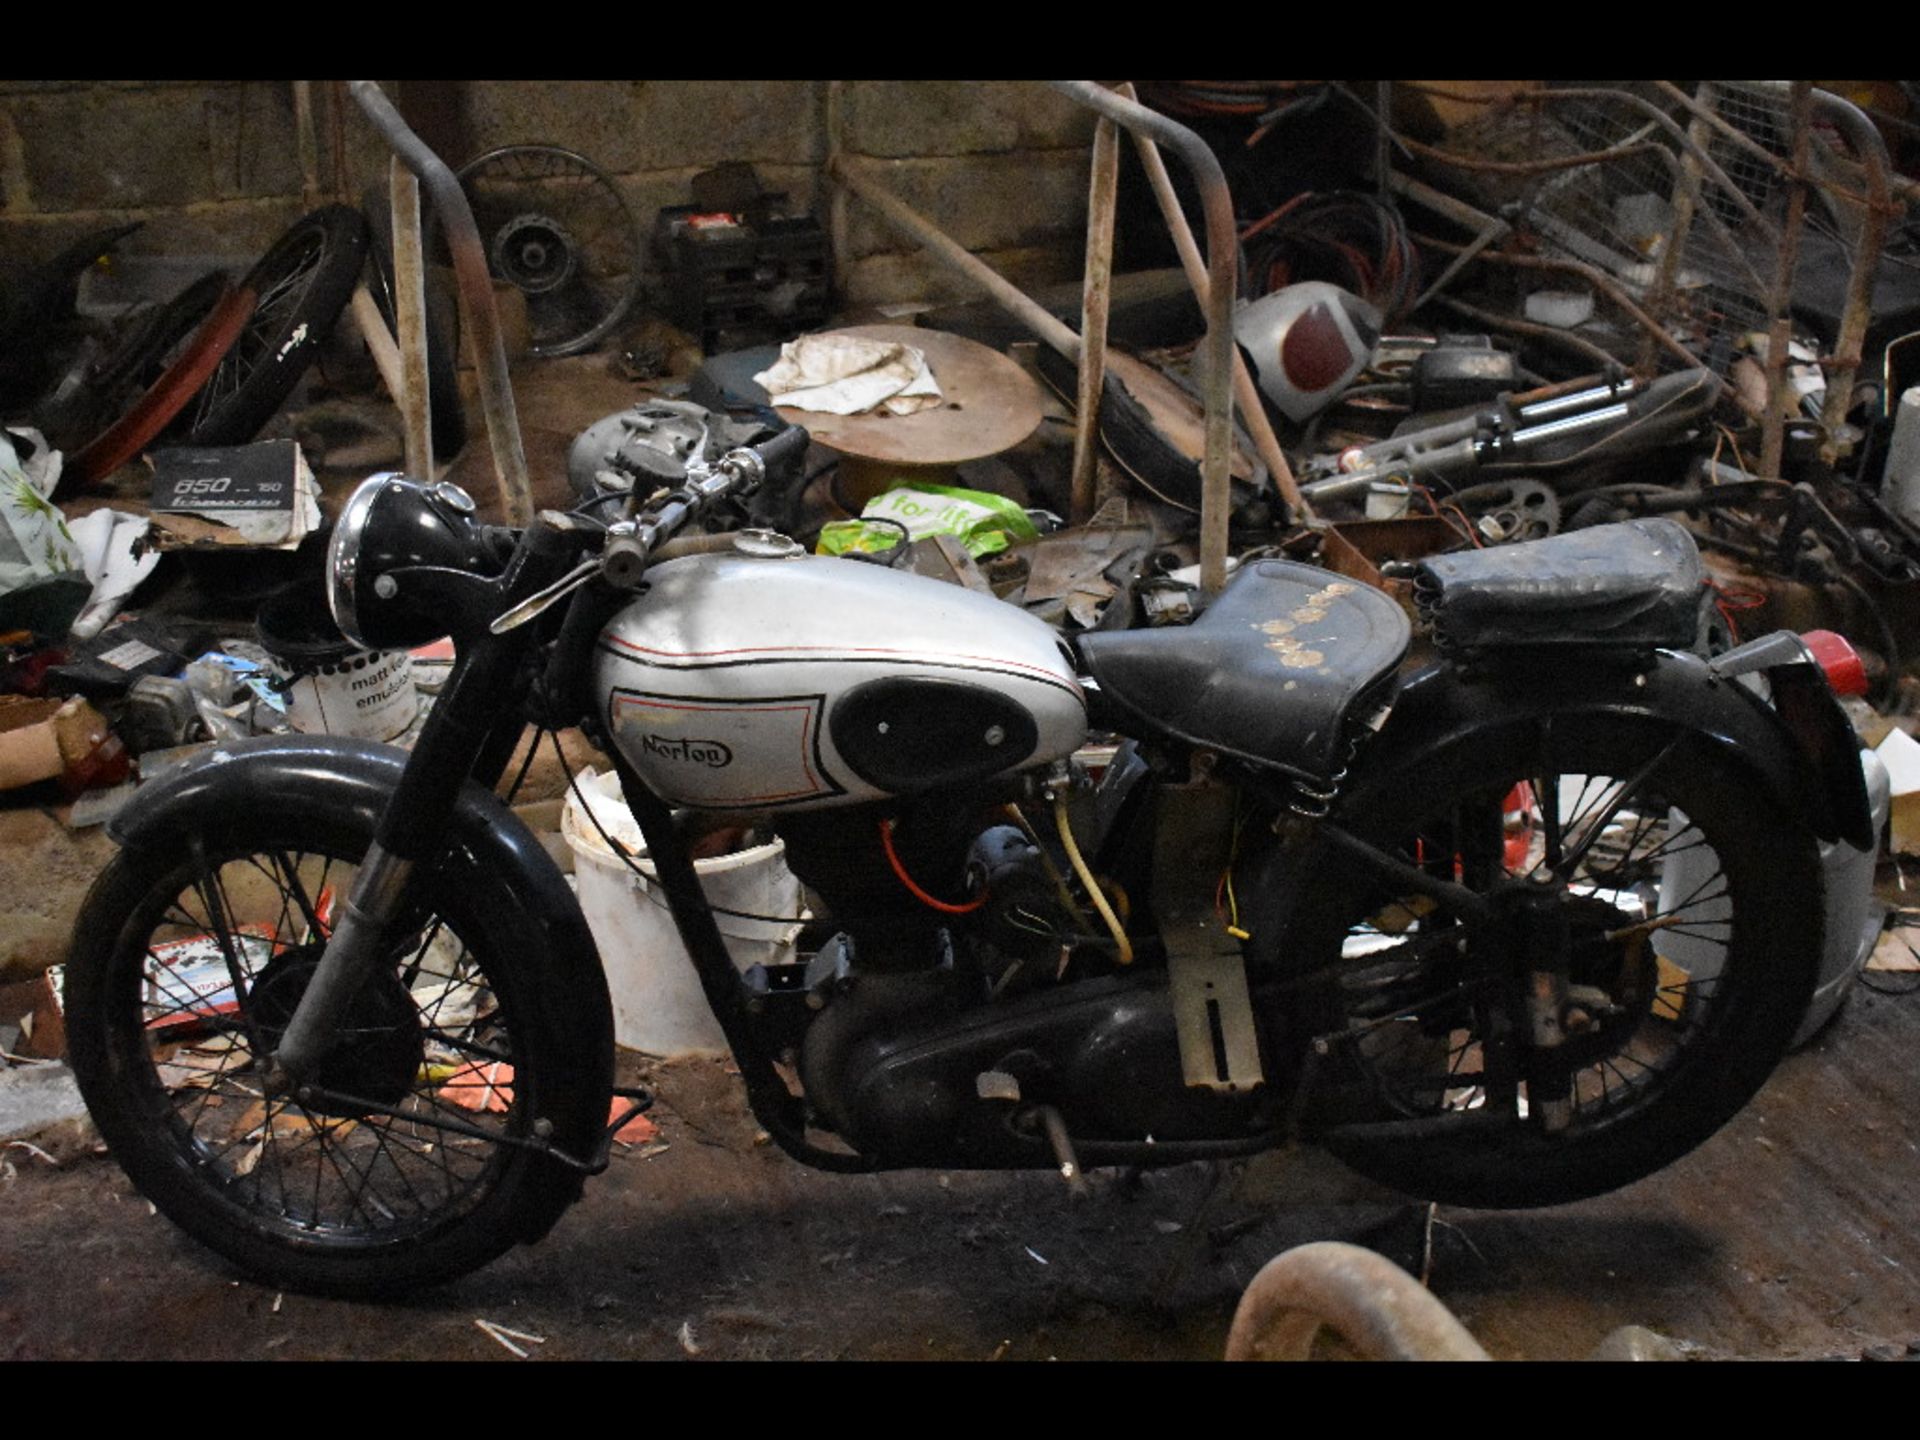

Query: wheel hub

[246,947,424,1118]
[492,213,578,294]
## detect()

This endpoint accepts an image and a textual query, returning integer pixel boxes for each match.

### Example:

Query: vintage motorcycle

[63,425,1874,1295]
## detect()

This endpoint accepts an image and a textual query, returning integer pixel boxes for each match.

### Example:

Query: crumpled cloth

[754,333,943,417]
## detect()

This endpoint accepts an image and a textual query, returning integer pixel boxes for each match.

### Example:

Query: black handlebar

[752,422,811,478]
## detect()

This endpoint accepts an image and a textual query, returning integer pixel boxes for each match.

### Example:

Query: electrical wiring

[1237,191,1422,321]
[877,817,988,915]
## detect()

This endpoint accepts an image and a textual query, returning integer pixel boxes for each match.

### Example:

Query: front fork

[267,538,567,1092]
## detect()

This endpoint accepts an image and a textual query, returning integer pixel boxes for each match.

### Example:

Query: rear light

[1800,629,1868,697]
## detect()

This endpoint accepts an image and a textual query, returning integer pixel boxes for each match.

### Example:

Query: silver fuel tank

[594,551,1088,812]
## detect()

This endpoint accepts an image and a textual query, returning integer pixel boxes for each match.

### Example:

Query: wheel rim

[111,844,528,1245]
[181,223,333,438]
[1316,754,1741,1138]
[455,144,642,357]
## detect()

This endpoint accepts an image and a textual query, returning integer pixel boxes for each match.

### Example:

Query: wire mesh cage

[1398,81,1891,397]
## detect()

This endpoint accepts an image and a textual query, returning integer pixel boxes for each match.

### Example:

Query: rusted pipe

[1432,296,1622,371]
[348,282,406,409]
[1225,1242,1490,1362]
[293,81,323,210]
[825,81,851,302]
[1648,92,1716,374]
[1807,87,1897,458]
[830,156,1083,360]
[348,80,533,525]
[1761,84,1814,481]
[1413,233,1702,373]
[1050,80,1236,595]
[1072,116,1119,524]
[1118,83,1308,522]
[389,158,434,481]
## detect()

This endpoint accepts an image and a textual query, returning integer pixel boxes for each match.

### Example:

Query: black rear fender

[1355,645,1871,850]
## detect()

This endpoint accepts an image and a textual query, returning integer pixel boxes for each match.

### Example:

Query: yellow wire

[1053,794,1133,967]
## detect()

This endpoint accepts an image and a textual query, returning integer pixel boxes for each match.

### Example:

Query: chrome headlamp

[326,473,499,649]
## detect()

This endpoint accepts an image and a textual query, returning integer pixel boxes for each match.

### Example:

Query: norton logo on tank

[640,733,734,768]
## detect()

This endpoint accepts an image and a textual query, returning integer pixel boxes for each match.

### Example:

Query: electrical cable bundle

[1239,190,1421,322]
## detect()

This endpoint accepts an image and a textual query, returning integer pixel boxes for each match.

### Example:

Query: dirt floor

[3,973,1919,1363]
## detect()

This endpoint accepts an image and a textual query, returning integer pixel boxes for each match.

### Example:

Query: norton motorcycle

[63,425,1874,1295]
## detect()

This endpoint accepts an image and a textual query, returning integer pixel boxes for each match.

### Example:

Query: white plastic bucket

[561,768,805,1057]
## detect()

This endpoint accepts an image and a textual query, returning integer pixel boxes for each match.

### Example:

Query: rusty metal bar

[348,79,533,525]
[831,82,1244,589]
[1761,85,1814,481]
[348,283,406,414]
[293,81,323,210]
[1117,83,1307,522]
[1412,232,1703,373]
[389,158,434,481]
[829,156,1083,359]
[1225,1242,1490,1362]
[1648,90,1716,376]
[825,81,851,301]
[1433,295,1622,371]
[1048,80,1237,595]
[1072,116,1119,524]
[1806,88,1897,459]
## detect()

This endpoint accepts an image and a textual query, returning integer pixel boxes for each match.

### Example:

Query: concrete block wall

[0,79,1098,318]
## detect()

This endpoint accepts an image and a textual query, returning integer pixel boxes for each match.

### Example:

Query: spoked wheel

[169,204,369,446]
[65,821,606,1295]
[59,278,256,495]
[453,145,642,357]
[1267,714,1822,1208]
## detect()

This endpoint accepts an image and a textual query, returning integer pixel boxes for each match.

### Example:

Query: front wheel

[65,820,607,1295]
[1256,714,1823,1208]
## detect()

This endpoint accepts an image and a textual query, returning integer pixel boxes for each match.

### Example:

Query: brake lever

[489,557,602,635]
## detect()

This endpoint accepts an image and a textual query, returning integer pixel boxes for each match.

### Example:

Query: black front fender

[1360,648,1871,849]
[113,733,590,922]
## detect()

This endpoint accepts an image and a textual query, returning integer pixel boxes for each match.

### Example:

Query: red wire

[877,819,988,915]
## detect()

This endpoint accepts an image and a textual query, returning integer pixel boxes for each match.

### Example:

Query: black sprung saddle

[1076,559,1412,787]
[1412,518,1706,658]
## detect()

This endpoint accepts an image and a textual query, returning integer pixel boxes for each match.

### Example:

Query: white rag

[754,333,943,417]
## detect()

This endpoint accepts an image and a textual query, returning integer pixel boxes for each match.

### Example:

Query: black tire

[1259,713,1822,1209]
[172,204,369,446]
[360,185,468,461]
[65,815,606,1296]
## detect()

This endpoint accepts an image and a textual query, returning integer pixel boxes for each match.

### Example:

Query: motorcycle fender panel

[1364,649,1868,847]
[106,733,615,1226]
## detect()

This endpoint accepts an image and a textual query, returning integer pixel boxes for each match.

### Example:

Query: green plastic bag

[817,482,1038,560]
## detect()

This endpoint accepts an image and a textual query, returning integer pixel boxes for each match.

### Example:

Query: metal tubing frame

[1049,81,1238,593]
[831,82,1246,594]
[1114,82,1307,522]
[347,80,534,524]
[1760,84,1814,482]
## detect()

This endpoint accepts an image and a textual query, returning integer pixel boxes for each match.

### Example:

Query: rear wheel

[65,821,604,1295]
[1263,715,1821,1208]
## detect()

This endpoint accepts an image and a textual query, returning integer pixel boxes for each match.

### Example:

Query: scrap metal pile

[809,81,1920,717]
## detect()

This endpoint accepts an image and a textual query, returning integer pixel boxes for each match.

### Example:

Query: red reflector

[1800,629,1867,697]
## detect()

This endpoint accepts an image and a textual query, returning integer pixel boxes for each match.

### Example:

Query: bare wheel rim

[454,144,643,357]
